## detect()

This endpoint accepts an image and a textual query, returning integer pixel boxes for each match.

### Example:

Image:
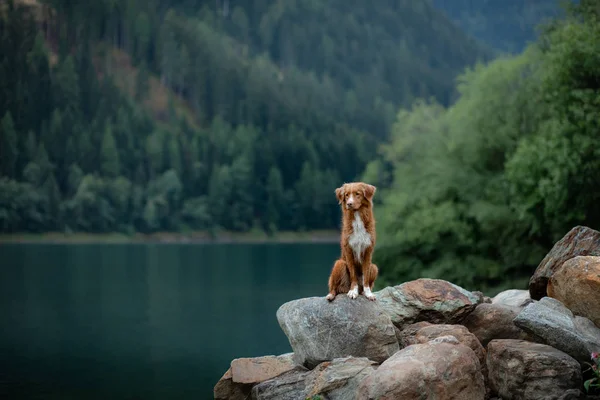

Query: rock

[547,255,600,327]
[513,297,600,364]
[463,303,534,347]
[276,296,399,368]
[230,353,296,384]
[492,289,532,308]
[402,325,491,398]
[251,368,312,400]
[428,334,460,344]
[401,323,486,368]
[393,325,404,343]
[252,357,377,400]
[357,338,486,399]
[376,278,482,329]
[487,339,582,400]
[397,321,433,347]
[214,353,298,400]
[529,225,600,300]
[473,290,492,304]
[214,367,251,400]
[305,357,378,400]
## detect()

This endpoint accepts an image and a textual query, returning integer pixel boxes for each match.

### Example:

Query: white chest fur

[348,212,372,263]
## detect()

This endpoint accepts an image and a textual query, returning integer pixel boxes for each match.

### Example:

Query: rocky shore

[215,226,600,399]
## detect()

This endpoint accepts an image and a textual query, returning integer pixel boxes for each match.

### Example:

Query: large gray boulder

[529,225,600,300]
[357,336,486,400]
[487,339,582,400]
[513,296,600,364]
[376,278,483,329]
[276,296,399,368]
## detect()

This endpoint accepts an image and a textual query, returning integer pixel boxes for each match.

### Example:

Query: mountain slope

[201,0,494,135]
[431,0,562,53]
[1,0,491,235]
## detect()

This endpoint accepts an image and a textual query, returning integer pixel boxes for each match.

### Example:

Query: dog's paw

[364,288,376,301]
[347,287,359,299]
[326,293,335,301]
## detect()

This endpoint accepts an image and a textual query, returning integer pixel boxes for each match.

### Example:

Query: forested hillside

[432,0,562,53]
[213,0,492,128]
[369,0,600,294]
[0,0,489,235]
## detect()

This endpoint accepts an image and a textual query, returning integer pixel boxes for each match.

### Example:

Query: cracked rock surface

[276,296,399,369]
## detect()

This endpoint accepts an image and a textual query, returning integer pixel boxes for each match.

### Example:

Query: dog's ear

[362,184,376,201]
[335,186,345,205]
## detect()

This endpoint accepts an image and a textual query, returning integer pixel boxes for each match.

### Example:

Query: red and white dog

[326,182,378,301]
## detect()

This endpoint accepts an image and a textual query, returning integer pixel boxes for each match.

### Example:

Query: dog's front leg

[326,259,348,301]
[344,251,359,299]
[361,250,376,301]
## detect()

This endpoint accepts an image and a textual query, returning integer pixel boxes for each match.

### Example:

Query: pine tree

[158,10,179,89]
[34,142,52,180]
[207,165,232,228]
[43,109,63,169]
[52,55,80,112]
[167,135,183,176]
[265,166,284,233]
[26,32,53,131]
[77,129,95,173]
[24,130,37,164]
[42,171,62,229]
[67,163,83,197]
[229,155,254,231]
[135,61,150,101]
[0,112,19,178]
[100,124,121,178]
[134,12,151,62]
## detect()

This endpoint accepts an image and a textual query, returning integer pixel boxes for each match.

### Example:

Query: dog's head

[335,182,376,211]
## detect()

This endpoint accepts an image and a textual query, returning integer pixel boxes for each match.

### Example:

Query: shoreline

[0,230,341,245]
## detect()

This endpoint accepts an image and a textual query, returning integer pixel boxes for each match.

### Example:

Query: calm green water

[0,243,338,399]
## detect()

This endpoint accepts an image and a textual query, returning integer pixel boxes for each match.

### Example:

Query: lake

[0,243,339,399]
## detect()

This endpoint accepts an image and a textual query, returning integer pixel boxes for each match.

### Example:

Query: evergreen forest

[0,0,491,234]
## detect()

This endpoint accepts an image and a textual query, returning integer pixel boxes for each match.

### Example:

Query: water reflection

[0,243,337,399]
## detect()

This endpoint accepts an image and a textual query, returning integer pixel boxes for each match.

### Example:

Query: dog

[326,182,378,301]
